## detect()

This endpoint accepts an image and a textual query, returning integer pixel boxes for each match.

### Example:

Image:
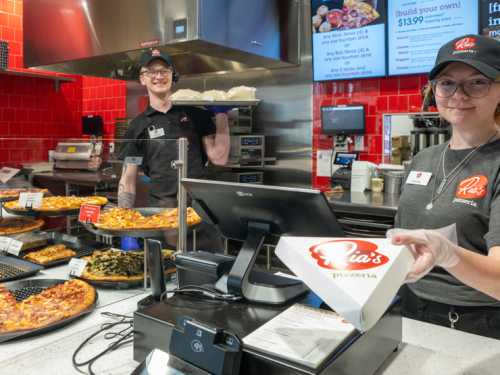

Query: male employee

[118,49,230,208]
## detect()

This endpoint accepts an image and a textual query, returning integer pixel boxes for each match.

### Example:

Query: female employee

[390,34,500,339]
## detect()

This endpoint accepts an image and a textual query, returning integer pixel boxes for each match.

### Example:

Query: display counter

[0,262,499,375]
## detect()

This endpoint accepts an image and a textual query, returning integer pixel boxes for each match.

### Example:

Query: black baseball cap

[139,48,174,68]
[429,34,500,81]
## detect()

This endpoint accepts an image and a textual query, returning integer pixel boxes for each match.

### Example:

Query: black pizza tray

[76,265,176,289]
[0,256,43,282]
[19,232,110,268]
[0,196,18,203]
[0,278,98,343]
[82,207,197,238]
[2,204,82,217]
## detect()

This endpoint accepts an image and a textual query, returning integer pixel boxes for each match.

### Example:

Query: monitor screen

[334,152,358,166]
[388,0,479,76]
[321,105,365,135]
[311,0,387,81]
[82,115,104,136]
[182,179,344,242]
[480,0,500,40]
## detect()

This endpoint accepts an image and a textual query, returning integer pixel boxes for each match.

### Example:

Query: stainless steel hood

[24,0,300,79]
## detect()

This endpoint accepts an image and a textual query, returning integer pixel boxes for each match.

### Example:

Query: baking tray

[2,205,80,217]
[19,232,110,268]
[171,99,260,107]
[82,207,197,238]
[0,256,43,282]
[0,278,98,343]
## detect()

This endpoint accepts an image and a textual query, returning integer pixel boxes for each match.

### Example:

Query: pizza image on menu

[275,237,413,331]
[312,0,381,33]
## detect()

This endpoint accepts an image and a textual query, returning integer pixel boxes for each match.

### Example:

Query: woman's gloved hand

[387,228,460,283]
[207,106,231,114]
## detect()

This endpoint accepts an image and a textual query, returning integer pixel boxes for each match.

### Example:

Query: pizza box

[275,237,413,332]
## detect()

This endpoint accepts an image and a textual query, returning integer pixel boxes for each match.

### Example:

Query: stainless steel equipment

[53,142,102,171]
[24,0,300,78]
[218,171,264,184]
[229,135,265,166]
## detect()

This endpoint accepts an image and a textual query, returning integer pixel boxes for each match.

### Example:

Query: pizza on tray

[23,244,77,265]
[0,279,96,335]
[0,188,48,200]
[80,249,175,282]
[4,195,108,212]
[94,207,202,231]
[0,217,44,235]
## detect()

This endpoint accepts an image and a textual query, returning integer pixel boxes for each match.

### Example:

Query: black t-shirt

[396,139,500,306]
[119,105,216,204]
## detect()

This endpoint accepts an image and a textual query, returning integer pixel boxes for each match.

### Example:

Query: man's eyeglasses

[141,68,172,78]
[431,78,496,98]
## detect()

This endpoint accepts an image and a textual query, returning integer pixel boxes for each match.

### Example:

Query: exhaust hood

[24,0,300,79]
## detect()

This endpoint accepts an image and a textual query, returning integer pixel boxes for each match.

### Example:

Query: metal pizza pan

[0,278,98,343]
[0,256,44,282]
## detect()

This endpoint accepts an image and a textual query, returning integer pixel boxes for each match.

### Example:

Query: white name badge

[148,127,165,139]
[406,171,432,186]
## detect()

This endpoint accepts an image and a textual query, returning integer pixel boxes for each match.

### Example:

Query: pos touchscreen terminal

[181,178,344,305]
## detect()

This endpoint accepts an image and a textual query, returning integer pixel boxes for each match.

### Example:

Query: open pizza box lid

[275,237,414,332]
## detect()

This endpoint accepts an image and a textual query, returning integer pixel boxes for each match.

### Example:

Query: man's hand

[387,229,460,282]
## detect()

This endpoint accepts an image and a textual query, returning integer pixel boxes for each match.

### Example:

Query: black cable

[72,312,134,375]
[170,284,242,302]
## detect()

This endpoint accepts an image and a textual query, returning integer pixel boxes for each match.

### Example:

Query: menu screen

[480,0,500,40]
[312,0,387,81]
[388,0,479,76]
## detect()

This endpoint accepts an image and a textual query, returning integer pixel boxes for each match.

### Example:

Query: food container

[383,171,405,195]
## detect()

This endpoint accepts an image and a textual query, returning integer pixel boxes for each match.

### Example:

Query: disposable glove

[207,106,231,114]
[387,227,460,283]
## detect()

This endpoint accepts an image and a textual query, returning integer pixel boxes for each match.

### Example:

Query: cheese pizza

[0,217,44,235]
[94,207,201,230]
[4,195,108,212]
[23,244,77,265]
[0,279,96,334]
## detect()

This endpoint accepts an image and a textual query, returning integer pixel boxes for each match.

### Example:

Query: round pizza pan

[0,278,98,343]
[82,207,199,238]
[0,196,19,203]
[2,205,81,217]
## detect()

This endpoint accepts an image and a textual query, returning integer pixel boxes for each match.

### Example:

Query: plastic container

[383,171,405,195]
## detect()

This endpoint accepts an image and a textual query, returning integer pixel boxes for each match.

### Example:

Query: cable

[170,284,242,302]
[72,312,134,375]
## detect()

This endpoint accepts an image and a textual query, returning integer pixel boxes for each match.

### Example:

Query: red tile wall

[312,75,428,189]
[0,0,126,167]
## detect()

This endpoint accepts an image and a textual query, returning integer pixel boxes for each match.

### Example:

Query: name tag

[148,126,165,139]
[406,171,432,186]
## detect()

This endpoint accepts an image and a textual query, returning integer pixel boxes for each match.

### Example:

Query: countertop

[327,190,399,218]
[1,264,499,375]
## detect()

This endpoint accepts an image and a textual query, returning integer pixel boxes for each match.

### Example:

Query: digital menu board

[312,0,387,81]
[480,0,500,40]
[388,1,479,76]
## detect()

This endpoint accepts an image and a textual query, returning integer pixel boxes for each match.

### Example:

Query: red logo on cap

[455,175,488,199]
[152,49,161,56]
[309,239,389,271]
[454,37,476,51]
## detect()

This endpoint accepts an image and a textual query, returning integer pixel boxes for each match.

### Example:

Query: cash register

[331,152,357,189]
[133,179,401,375]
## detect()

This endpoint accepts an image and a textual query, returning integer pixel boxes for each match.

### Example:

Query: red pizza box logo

[456,175,488,199]
[309,239,389,271]
[454,37,476,51]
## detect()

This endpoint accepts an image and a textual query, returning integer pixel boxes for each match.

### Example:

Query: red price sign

[79,204,101,224]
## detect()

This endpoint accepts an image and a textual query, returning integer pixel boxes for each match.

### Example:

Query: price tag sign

[79,204,101,224]
[124,156,143,165]
[18,192,43,209]
[0,236,23,256]
[68,258,88,277]
[0,167,20,184]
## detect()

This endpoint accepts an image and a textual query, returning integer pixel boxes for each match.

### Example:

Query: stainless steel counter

[328,191,399,218]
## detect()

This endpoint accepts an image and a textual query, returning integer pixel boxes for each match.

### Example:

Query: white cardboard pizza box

[275,236,414,332]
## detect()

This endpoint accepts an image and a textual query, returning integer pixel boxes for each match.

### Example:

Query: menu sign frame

[387,0,479,77]
[311,0,388,82]
[480,0,500,40]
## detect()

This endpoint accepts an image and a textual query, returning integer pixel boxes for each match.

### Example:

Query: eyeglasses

[141,68,172,78]
[431,78,496,98]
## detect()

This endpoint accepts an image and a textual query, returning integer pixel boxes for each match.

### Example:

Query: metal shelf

[0,69,75,91]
